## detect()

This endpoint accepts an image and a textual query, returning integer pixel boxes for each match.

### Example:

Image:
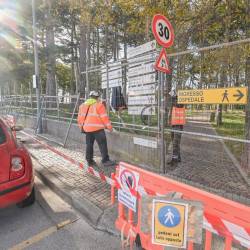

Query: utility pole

[32,0,42,133]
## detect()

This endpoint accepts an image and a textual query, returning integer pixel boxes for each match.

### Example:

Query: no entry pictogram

[152,14,174,48]
[118,165,140,212]
[120,169,137,195]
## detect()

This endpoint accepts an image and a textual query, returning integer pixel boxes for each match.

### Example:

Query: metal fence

[0,38,250,203]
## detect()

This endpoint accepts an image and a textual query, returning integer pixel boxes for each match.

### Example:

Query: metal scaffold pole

[32,0,42,134]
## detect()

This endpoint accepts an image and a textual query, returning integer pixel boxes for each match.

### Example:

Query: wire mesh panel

[163,41,250,204]
[0,39,249,205]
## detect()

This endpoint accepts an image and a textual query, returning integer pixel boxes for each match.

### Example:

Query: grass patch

[214,111,245,139]
[212,111,246,161]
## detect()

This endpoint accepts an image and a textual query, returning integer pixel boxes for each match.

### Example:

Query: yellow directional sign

[178,87,247,104]
[152,200,188,248]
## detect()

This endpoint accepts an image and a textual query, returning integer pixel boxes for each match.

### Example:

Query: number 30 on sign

[152,14,174,48]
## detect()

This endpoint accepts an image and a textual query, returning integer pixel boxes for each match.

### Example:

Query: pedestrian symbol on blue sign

[158,205,181,227]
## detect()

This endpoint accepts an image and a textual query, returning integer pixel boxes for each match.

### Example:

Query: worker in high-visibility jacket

[168,88,186,166]
[77,91,115,167]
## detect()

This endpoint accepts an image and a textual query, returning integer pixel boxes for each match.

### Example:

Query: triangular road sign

[154,48,171,73]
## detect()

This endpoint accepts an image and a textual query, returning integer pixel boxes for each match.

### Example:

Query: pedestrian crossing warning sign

[154,48,171,74]
[152,200,188,248]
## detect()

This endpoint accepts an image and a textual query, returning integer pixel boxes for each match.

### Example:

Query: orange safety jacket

[171,107,186,126]
[77,100,112,133]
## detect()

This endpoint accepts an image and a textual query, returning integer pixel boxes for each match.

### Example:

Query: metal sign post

[160,72,166,173]
[32,0,42,134]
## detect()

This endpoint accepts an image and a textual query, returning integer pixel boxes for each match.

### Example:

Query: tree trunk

[70,23,75,95]
[79,24,87,98]
[216,66,227,126]
[104,26,108,63]
[45,0,56,97]
[97,28,100,65]
[87,25,91,68]
[86,24,91,95]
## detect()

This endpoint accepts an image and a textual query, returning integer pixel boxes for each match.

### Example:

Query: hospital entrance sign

[152,200,188,248]
[178,87,247,105]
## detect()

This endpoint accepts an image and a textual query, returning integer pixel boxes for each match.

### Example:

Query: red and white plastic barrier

[112,162,250,250]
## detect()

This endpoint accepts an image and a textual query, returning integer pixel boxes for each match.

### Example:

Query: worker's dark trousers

[171,126,183,161]
[85,129,109,163]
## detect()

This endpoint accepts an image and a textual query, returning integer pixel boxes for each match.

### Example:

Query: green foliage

[56,63,71,91]
[0,0,249,96]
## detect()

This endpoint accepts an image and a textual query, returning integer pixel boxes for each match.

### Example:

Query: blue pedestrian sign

[152,200,188,248]
[158,205,181,227]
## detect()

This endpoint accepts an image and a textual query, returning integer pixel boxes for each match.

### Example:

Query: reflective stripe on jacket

[171,107,186,126]
[77,101,112,132]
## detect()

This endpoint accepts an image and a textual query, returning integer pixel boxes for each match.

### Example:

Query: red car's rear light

[10,156,25,180]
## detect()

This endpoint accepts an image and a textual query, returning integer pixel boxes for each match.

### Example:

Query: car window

[0,125,6,144]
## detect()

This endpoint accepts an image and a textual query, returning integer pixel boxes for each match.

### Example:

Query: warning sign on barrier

[118,166,140,212]
[152,200,188,248]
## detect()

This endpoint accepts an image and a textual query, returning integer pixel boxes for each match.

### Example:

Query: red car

[0,117,35,208]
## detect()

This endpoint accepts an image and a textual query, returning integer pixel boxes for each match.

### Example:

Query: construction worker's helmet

[169,87,177,97]
[89,91,100,98]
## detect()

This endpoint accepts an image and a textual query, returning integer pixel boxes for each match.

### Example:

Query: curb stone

[32,158,119,236]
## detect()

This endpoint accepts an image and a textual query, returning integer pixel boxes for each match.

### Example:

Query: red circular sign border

[152,14,174,48]
[120,169,136,193]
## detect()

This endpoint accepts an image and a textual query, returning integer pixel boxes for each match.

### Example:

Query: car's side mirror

[11,125,23,131]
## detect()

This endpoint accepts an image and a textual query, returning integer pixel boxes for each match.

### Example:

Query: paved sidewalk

[19,129,118,235]
[166,120,250,204]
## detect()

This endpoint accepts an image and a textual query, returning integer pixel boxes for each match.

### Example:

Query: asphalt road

[0,177,120,250]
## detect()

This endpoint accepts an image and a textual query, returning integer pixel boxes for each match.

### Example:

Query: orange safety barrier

[111,162,250,250]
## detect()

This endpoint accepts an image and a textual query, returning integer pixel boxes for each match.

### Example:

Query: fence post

[157,77,161,133]
[106,63,110,115]
[35,96,45,135]
[160,72,166,173]
[63,93,80,147]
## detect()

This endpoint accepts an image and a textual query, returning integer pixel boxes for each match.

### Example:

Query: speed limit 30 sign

[152,14,174,48]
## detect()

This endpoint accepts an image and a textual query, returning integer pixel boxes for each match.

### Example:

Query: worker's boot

[87,160,97,167]
[102,160,116,167]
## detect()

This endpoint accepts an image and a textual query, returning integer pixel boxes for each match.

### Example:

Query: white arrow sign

[129,53,157,66]
[128,73,156,87]
[128,40,157,59]
[101,62,122,73]
[101,78,123,89]
[128,95,156,105]
[102,69,122,81]
[128,84,155,96]
[128,63,155,77]
[128,106,156,115]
